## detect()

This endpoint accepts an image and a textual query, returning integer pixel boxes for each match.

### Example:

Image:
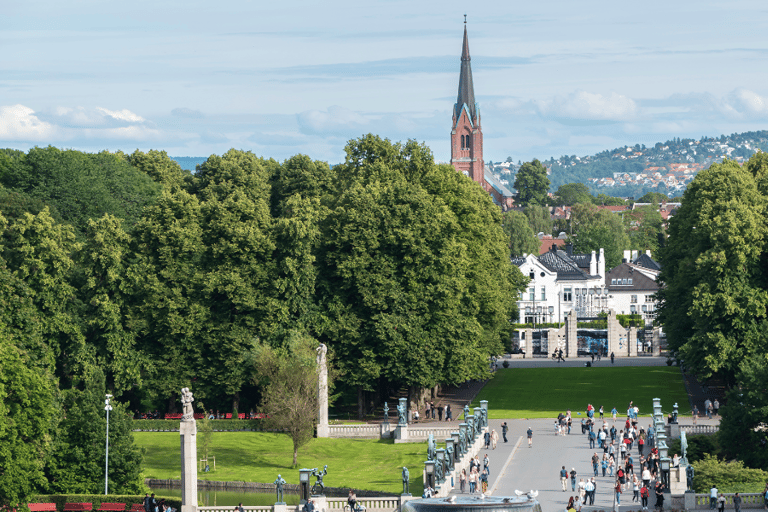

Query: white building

[512,244,606,324]
[605,250,661,326]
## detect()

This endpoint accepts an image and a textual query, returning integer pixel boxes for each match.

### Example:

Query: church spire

[454,19,477,124]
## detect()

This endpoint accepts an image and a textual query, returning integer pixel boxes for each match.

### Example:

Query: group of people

[560,401,678,511]
[459,454,491,494]
[709,486,744,512]
[418,402,452,422]
[142,494,175,512]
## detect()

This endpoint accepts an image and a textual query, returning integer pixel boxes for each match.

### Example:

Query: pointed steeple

[454,21,477,124]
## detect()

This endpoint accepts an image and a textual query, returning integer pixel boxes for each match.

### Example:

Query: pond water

[150,488,301,507]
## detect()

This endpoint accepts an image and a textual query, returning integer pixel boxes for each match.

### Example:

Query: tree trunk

[357,386,364,420]
[168,395,177,414]
[232,392,240,416]
[293,443,298,467]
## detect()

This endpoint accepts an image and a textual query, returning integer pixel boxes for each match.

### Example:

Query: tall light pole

[105,394,113,495]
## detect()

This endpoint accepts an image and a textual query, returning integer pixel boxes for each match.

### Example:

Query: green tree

[45,367,144,494]
[623,205,665,254]
[657,158,768,383]
[0,337,56,508]
[636,191,668,204]
[127,149,192,191]
[513,159,550,206]
[595,194,627,206]
[569,203,630,268]
[553,183,594,206]
[251,332,323,467]
[501,210,539,257]
[524,205,552,235]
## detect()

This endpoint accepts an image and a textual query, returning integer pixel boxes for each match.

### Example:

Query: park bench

[164,413,182,419]
[193,413,204,420]
[238,413,245,419]
[64,504,93,511]
[28,504,56,511]
[225,413,232,419]
[97,504,126,511]
[129,504,144,512]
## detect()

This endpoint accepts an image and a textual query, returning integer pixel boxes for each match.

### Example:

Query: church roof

[454,24,478,124]
[483,169,514,198]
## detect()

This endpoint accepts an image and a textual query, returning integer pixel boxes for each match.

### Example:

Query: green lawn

[472,366,689,419]
[135,432,426,494]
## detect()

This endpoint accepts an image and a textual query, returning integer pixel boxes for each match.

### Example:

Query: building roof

[634,253,661,271]
[606,263,659,292]
[538,248,595,281]
[454,24,478,125]
[483,169,514,198]
[538,238,566,255]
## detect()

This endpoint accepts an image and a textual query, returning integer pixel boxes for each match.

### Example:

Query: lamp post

[104,394,113,495]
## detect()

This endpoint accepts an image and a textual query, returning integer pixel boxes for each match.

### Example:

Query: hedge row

[131,419,265,431]
[29,495,182,511]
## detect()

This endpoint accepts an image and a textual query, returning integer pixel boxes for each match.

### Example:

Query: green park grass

[473,366,689,419]
[135,432,426,494]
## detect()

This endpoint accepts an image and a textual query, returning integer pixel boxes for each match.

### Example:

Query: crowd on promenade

[557,402,683,511]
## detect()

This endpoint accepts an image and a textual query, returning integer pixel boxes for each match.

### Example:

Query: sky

[3,0,768,164]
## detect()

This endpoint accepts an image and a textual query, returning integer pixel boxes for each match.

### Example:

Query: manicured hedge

[131,419,264,431]
[29,495,182,512]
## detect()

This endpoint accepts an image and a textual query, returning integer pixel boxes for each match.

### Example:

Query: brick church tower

[450,21,484,183]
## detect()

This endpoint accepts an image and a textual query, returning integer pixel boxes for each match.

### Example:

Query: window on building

[529,287,535,301]
[642,305,647,312]
[631,295,637,303]
[541,287,546,301]
[628,278,633,285]
[529,270,535,280]
[630,305,636,313]
[518,290,523,300]
[645,295,654,302]
[563,287,572,302]
[611,279,616,285]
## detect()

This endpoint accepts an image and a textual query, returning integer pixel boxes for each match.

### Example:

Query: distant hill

[488,130,768,198]
[171,156,207,171]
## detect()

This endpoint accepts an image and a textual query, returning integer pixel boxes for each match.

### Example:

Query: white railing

[695,493,764,508]
[327,497,400,512]
[406,427,455,440]
[681,424,720,435]
[327,424,380,438]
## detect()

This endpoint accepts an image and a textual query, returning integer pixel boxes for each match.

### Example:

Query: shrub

[502,361,510,368]
[692,454,768,493]
[667,434,720,463]
[130,419,264,431]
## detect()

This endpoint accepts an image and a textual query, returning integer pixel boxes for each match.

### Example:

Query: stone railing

[680,424,720,436]
[405,427,455,440]
[694,493,764,508]
[200,496,406,512]
[327,424,380,438]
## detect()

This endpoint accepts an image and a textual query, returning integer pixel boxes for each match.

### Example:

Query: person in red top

[615,480,623,505]
[640,483,650,510]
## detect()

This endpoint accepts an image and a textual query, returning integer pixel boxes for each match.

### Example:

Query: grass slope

[136,432,425,494]
[473,366,689,419]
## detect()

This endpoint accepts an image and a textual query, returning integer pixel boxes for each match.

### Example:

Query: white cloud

[96,107,145,123]
[720,88,768,119]
[0,104,56,141]
[537,90,638,121]
[297,105,370,136]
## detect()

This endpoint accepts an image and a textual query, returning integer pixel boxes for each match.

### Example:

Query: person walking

[584,479,595,505]
[570,468,577,492]
[502,422,508,442]
[438,404,443,421]
[460,469,466,493]
[578,479,586,504]
[632,475,640,502]
[717,494,726,512]
[484,430,491,449]
[710,485,718,509]
[527,426,533,447]
[610,351,615,363]
[560,466,568,492]
[615,480,623,505]
[713,399,720,416]
[592,453,600,477]
[733,492,742,512]
[640,483,649,510]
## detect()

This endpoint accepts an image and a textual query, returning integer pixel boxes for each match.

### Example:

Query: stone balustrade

[693,493,764,508]
[680,424,720,436]
[199,496,406,512]
[326,424,456,440]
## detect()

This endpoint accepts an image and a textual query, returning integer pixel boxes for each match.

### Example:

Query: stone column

[523,328,532,358]
[179,388,198,512]
[607,310,621,356]
[316,344,329,438]
[565,311,577,357]
[629,326,638,356]
[653,328,662,356]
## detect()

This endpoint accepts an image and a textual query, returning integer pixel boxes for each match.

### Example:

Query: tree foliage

[553,182,594,206]
[569,203,630,268]
[514,159,550,207]
[502,210,540,257]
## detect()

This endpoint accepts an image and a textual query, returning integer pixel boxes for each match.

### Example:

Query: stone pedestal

[669,467,687,495]
[683,491,696,511]
[180,420,198,512]
[653,328,661,356]
[394,424,409,443]
[668,422,680,440]
[607,310,622,356]
[311,496,327,512]
[380,422,392,439]
[274,504,288,512]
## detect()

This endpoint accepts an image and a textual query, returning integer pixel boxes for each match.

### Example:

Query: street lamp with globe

[105,394,113,495]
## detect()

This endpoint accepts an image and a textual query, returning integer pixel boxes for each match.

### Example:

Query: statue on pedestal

[274,474,286,503]
[446,443,454,470]
[311,465,327,495]
[459,432,467,457]
[397,402,407,425]
[181,388,195,421]
[481,408,488,428]
[383,402,389,423]
[685,464,694,490]
[463,404,470,421]
[427,434,436,461]
[402,467,410,495]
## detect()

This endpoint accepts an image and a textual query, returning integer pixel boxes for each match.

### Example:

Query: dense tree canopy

[514,159,550,207]
[553,182,594,206]
[569,203,630,268]
[502,210,540,257]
